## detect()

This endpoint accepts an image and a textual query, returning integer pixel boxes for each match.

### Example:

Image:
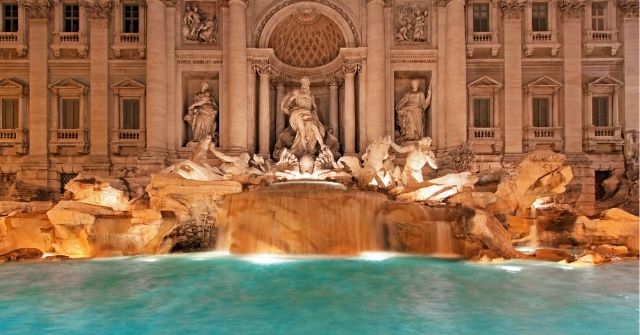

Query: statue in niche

[183,3,218,44]
[184,81,218,143]
[395,79,432,143]
[276,77,328,158]
[395,5,429,43]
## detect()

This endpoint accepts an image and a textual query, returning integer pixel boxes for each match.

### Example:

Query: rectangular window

[1,98,18,129]
[473,4,490,33]
[61,98,80,129]
[63,4,80,33]
[592,2,606,31]
[532,97,550,127]
[592,96,609,126]
[122,99,140,129]
[532,3,549,32]
[3,4,18,33]
[473,98,491,128]
[123,5,139,33]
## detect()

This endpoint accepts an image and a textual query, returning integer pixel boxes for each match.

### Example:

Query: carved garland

[81,0,113,19]
[618,0,639,18]
[253,0,360,47]
[500,0,527,20]
[18,0,51,19]
[559,0,587,19]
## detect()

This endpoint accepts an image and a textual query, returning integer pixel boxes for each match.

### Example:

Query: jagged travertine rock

[46,201,172,257]
[146,173,242,252]
[0,248,43,262]
[0,213,53,255]
[0,201,54,216]
[571,208,639,253]
[64,173,130,211]
[491,150,573,215]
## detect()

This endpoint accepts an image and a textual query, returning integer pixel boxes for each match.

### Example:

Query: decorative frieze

[183,1,219,45]
[394,3,430,44]
[560,0,587,20]
[500,0,526,20]
[618,0,639,18]
[81,0,112,19]
[434,0,452,7]
[18,0,51,19]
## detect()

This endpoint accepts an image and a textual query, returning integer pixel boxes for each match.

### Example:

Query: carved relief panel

[393,1,431,46]
[182,1,219,46]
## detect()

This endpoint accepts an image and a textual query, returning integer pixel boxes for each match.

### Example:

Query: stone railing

[471,32,495,43]
[51,32,87,57]
[112,32,146,58]
[0,128,28,154]
[468,127,500,140]
[583,125,624,152]
[528,126,559,138]
[56,129,82,141]
[587,30,615,42]
[524,127,563,152]
[57,32,80,44]
[49,128,88,154]
[529,31,553,42]
[111,129,146,155]
[0,32,18,43]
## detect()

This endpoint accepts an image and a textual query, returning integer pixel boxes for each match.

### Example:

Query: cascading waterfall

[216,181,389,255]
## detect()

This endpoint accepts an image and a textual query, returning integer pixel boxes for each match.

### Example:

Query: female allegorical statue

[395,79,432,142]
[184,81,218,143]
[280,77,327,157]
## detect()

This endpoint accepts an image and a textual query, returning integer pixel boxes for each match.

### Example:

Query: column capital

[500,0,527,20]
[618,0,639,18]
[342,62,360,76]
[326,77,343,87]
[163,0,179,8]
[560,0,588,20]
[253,63,271,76]
[19,0,51,19]
[271,77,287,88]
[434,0,452,8]
[81,0,113,20]
[367,0,385,7]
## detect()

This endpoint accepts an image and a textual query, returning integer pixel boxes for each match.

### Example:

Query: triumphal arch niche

[249,2,364,158]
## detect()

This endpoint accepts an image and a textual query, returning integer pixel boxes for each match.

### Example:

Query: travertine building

[0,0,637,213]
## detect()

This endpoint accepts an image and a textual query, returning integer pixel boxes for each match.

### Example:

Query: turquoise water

[0,253,637,335]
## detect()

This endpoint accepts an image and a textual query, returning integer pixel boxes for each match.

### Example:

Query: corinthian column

[256,64,271,156]
[327,77,342,137]
[85,0,111,169]
[227,0,248,150]
[501,0,526,153]
[273,78,287,137]
[560,0,587,153]
[366,0,386,143]
[444,0,467,148]
[343,62,359,155]
[144,0,168,156]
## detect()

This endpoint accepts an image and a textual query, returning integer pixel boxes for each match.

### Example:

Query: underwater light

[357,252,398,261]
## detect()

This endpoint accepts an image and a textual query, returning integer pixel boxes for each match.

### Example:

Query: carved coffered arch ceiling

[268,8,345,68]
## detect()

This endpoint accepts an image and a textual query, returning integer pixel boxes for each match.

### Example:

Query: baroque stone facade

[0,0,637,214]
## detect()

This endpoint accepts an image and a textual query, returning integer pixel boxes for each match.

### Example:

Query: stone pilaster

[561,0,587,153]
[85,0,112,173]
[619,0,639,133]
[501,0,526,154]
[227,0,248,151]
[165,1,178,156]
[343,62,360,155]
[20,0,51,188]
[435,1,448,150]
[444,0,467,148]
[272,78,287,138]
[143,0,168,163]
[256,64,271,156]
[366,0,386,143]
[326,77,342,137]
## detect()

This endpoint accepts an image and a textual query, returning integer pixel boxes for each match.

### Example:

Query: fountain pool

[0,254,637,335]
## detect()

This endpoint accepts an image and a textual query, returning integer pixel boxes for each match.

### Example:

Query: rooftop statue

[395,79,432,143]
[184,81,218,144]
[277,77,328,158]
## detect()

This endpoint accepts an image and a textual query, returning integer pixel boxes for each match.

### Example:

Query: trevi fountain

[0,0,638,334]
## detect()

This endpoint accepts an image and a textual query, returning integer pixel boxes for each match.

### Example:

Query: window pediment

[586,75,623,91]
[525,75,562,93]
[111,78,145,96]
[468,76,502,94]
[48,78,89,95]
[0,79,27,96]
